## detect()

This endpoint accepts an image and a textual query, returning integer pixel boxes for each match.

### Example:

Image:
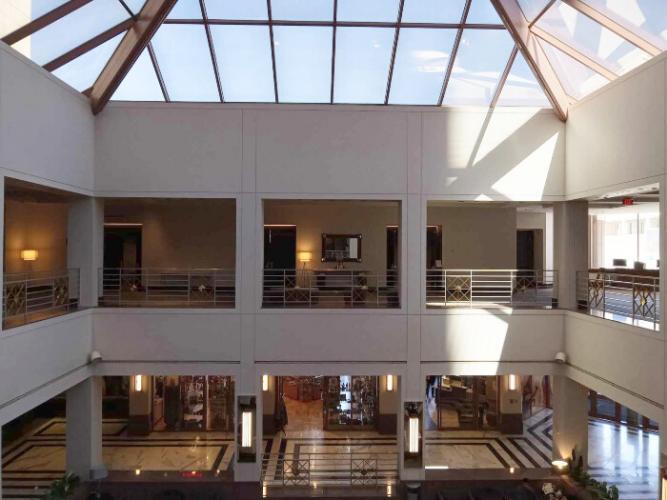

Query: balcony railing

[425,269,557,309]
[261,451,398,487]
[3,269,80,329]
[99,268,235,308]
[262,269,400,308]
[576,271,659,330]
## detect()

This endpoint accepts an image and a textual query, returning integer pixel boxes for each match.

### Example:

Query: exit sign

[622,198,634,206]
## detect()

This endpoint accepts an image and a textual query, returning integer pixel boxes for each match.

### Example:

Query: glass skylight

[152,24,220,101]
[401,0,466,24]
[540,39,609,100]
[443,29,515,106]
[3,0,665,114]
[210,25,275,102]
[496,51,551,107]
[28,0,129,65]
[537,1,651,76]
[389,28,457,105]
[53,32,124,91]
[334,27,393,104]
[111,48,164,101]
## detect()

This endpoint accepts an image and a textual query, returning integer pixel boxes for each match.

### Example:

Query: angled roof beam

[561,0,661,56]
[528,0,556,27]
[491,0,570,121]
[43,19,134,72]
[2,0,94,46]
[89,0,177,114]
[531,26,617,80]
[438,0,472,106]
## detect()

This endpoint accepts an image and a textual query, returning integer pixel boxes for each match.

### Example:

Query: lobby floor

[2,418,235,499]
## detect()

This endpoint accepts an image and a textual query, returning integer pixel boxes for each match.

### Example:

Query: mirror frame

[321,233,362,263]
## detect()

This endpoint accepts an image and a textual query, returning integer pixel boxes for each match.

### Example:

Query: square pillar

[67,198,104,308]
[552,376,588,467]
[553,201,588,310]
[66,377,105,481]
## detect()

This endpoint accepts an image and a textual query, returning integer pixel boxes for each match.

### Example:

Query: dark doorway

[426,225,443,269]
[386,226,399,270]
[264,225,297,269]
[104,225,142,269]
[516,230,535,270]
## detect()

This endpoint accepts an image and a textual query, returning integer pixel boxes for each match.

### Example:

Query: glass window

[496,50,551,107]
[152,24,220,101]
[401,0,467,24]
[517,0,551,22]
[27,0,129,65]
[536,1,651,76]
[389,28,457,105]
[53,32,124,92]
[123,0,146,14]
[334,27,394,104]
[210,25,275,102]
[466,0,503,24]
[111,48,164,101]
[204,0,268,20]
[274,26,332,103]
[337,0,400,22]
[539,39,609,100]
[33,1,70,18]
[583,0,667,50]
[167,0,202,19]
[443,29,514,106]
[271,0,333,21]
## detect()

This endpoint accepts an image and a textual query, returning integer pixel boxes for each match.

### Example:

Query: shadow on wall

[431,109,563,200]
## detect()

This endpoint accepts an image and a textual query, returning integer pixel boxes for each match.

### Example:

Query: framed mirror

[321,234,362,262]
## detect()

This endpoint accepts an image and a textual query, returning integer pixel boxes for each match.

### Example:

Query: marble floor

[2,418,235,499]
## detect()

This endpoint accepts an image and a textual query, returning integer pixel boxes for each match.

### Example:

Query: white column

[552,376,588,467]
[234,192,261,484]
[66,377,105,481]
[553,200,588,310]
[67,197,104,308]
[660,177,667,473]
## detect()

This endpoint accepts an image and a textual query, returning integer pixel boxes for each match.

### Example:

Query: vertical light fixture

[662,475,667,500]
[508,374,517,391]
[408,416,419,453]
[237,395,257,462]
[386,374,394,392]
[241,410,253,447]
[262,374,269,392]
[134,375,143,392]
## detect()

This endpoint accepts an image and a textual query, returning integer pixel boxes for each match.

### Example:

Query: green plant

[567,449,619,500]
[42,472,80,500]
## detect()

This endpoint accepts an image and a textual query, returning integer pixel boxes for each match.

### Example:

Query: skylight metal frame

[3,0,665,117]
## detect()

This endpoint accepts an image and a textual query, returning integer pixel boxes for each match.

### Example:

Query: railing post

[510,270,514,306]
[283,270,286,308]
[602,273,606,318]
[469,270,473,307]
[187,270,191,306]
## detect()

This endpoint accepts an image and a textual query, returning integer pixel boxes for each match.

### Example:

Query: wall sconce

[403,402,423,468]
[386,375,394,392]
[134,375,144,392]
[661,474,667,500]
[237,395,257,462]
[508,374,518,392]
[298,251,313,269]
[262,374,269,392]
[20,249,38,261]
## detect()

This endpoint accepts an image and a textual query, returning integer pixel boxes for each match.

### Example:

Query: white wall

[0,43,94,193]
[95,103,565,201]
[566,54,666,199]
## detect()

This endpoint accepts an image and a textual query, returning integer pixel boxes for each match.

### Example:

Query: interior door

[516,230,535,270]
[104,226,142,269]
[264,226,297,269]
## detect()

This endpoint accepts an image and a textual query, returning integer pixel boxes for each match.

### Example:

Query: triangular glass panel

[53,32,125,92]
[111,48,165,101]
[496,50,551,107]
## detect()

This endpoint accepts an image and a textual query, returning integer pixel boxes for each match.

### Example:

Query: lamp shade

[20,249,38,261]
[298,251,313,263]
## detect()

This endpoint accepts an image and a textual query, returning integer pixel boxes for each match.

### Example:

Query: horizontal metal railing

[262,269,400,308]
[261,452,398,487]
[425,269,557,309]
[576,270,659,330]
[99,268,235,308]
[3,269,80,328]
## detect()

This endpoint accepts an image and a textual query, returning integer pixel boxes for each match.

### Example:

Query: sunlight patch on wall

[491,132,560,200]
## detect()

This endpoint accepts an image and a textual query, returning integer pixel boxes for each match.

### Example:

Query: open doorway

[104,224,142,269]
[264,225,296,270]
